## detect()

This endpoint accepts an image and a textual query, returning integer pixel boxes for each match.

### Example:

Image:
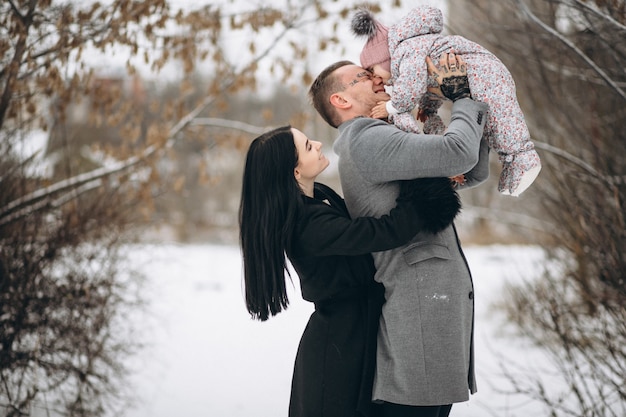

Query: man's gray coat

[333,98,489,406]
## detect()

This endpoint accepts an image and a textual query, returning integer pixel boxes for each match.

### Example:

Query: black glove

[440,75,472,102]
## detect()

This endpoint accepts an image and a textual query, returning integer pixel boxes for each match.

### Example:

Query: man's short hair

[308,60,354,128]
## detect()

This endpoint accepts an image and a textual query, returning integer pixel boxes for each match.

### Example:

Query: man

[308,53,489,417]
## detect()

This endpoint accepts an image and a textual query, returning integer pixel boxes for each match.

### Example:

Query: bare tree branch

[0,18,297,224]
[533,140,626,186]
[0,179,103,227]
[572,0,626,32]
[533,140,599,176]
[0,2,33,128]
[540,61,626,88]
[190,117,268,135]
[515,0,626,101]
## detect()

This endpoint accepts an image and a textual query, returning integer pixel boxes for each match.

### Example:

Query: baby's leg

[419,93,445,135]
[392,111,423,134]
[465,54,541,196]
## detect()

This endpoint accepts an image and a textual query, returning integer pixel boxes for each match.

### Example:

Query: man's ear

[330,92,350,110]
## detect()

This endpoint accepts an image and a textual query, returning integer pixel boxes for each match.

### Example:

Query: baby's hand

[370,101,389,120]
[417,108,427,123]
[450,174,466,187]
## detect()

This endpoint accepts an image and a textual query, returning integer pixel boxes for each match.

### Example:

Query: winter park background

[4,0,625,416]
[124,243,551,417]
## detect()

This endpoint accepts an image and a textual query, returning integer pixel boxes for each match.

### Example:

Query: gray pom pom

[351,9,378,39]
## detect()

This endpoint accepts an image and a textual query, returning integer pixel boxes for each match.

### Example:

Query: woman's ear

[294,167,301,180]
[330,92,350,110]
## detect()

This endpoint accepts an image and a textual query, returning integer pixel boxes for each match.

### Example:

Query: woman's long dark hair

[239,126,303,321]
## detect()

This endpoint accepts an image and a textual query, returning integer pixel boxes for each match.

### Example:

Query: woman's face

[292,128,329,185]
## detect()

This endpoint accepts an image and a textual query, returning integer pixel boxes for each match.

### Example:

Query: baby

[351,6,541,196]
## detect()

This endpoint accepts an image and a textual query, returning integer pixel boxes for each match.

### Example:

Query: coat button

[468,291,474,299]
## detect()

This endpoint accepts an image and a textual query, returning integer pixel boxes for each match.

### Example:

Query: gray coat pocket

[402,242,451,265]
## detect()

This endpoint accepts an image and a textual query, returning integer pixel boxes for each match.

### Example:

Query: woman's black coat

[287,183,425,417]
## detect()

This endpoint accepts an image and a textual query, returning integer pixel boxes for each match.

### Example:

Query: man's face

[336,64,389,113]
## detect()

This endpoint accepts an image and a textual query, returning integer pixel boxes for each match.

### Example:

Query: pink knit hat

[351,10,391,72]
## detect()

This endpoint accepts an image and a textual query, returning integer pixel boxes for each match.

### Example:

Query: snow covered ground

[125,243,551,417]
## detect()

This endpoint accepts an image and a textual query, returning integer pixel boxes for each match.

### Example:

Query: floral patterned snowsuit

[387,6,541,196]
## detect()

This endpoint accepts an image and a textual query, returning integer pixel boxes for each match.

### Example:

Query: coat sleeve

[457,137,490,190]
[295,196,423,257]
[349,98,489,183]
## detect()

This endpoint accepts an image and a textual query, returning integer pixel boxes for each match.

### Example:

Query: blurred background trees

[1,0,624,415]
[449,0,626,415]
[0,0,381,415]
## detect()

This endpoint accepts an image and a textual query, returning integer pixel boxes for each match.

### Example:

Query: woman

[239,126,431,417]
